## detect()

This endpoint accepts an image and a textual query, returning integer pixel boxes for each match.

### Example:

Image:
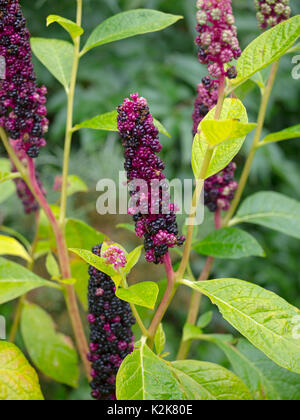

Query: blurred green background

[0,0,300,400]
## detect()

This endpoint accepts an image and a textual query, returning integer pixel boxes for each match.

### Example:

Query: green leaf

[0,158,16,204]
[116,338,184,400]
[34,240,51,260]
[21,303,79,388]
[69,248,117,277]
[0,342,44,400]
[74,110,170,137]
[200,120,256,147]
[181,278,300,374]
[0,257,59,304]
[171,360,252,400]
[0,235,32,263]
[46,15,84,40]
[125,245,143,273]
[73,111,118,132]
[45,252,60,279]
[82,9,182,53]
[154,324,166,355]
[183,323,203,342]
[230,16,300,89]
[65,219,106,250]
[231,191,300,240]
[192,98,248,179]
[116,282,159,309]
[197,311,213,328]
[260,124,300,146]
[0,226,31,252]
[116,223,136,233]
[66,175,88,196]
[31,38,74,89]
[215,338,300,400]
[70,260,89,310]
[193,227,265,259]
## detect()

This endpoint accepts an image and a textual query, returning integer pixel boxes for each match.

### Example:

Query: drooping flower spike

[0,0,48,158]
[117,94,185,264]
[254,0,291,30]
[88,244,136,401]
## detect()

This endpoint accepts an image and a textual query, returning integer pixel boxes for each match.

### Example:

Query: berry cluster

[204,162,238,212]
[254,0,291,30]
[192,77,219,136]
[117,94,185,264]
[195,0,241,80]
[0,0,48,158]
[88,244,136,401]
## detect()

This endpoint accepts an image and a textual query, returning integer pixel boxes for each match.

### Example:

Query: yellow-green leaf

[116,281,159,309]
[46,15,84,40]
[0,341,44,400]
[0,235,32,263]
[200,120,256,147]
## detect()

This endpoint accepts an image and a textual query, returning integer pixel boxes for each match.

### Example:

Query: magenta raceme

[254,0,291,29]
[88,244,136,400]
[0,0,48,158]
[117,94,185,264]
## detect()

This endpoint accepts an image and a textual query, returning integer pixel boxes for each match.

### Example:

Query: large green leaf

[230,16,300,89]
[215,338,300,401]
[200,120,256,148]
[0,342,44,400]
[181,278,300,373]
[82,9,182,53]
[192,99,248,179]
[0,235,32,263]
[171,360,252,400]
[193,227,265,259]
[231,191,300,239]
[116,339,184,400]
[46,15,84,40]
[65,219,106,250]
[74,110,170,137]
[260,124,300,146]
[116,282,159,309]
[0,257,59,304]
[21,303,79,388]
[31,38,74,89]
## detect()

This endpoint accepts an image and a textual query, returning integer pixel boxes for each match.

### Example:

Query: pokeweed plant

[0,0,299,401]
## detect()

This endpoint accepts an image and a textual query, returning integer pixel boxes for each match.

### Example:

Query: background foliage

[0,0,300,400]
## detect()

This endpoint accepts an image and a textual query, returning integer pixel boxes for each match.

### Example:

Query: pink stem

[214,208,222,230]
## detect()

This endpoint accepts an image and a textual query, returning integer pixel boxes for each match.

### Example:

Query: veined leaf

[215,338,300,401]
[0,257,59,304]
[82,9,183,53]
[116,282,159,309]
[192,99,248,179]
[65,219,106,250]
[193,227,265,259]
[171,360,252,400]
[0,235,32,263]
[0,342,44,400]
[181,278,300,373]
[31,38,74,89]
[260,124,300,146]
[200,120,256,147]
[46,15,84,40]
[231,191,300,239]
[116,338,184,400]
[230,16,300,89]
[125,245,143,273]
[21,303,79,388]
[73,110,170,137]
[69,248,117,277]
